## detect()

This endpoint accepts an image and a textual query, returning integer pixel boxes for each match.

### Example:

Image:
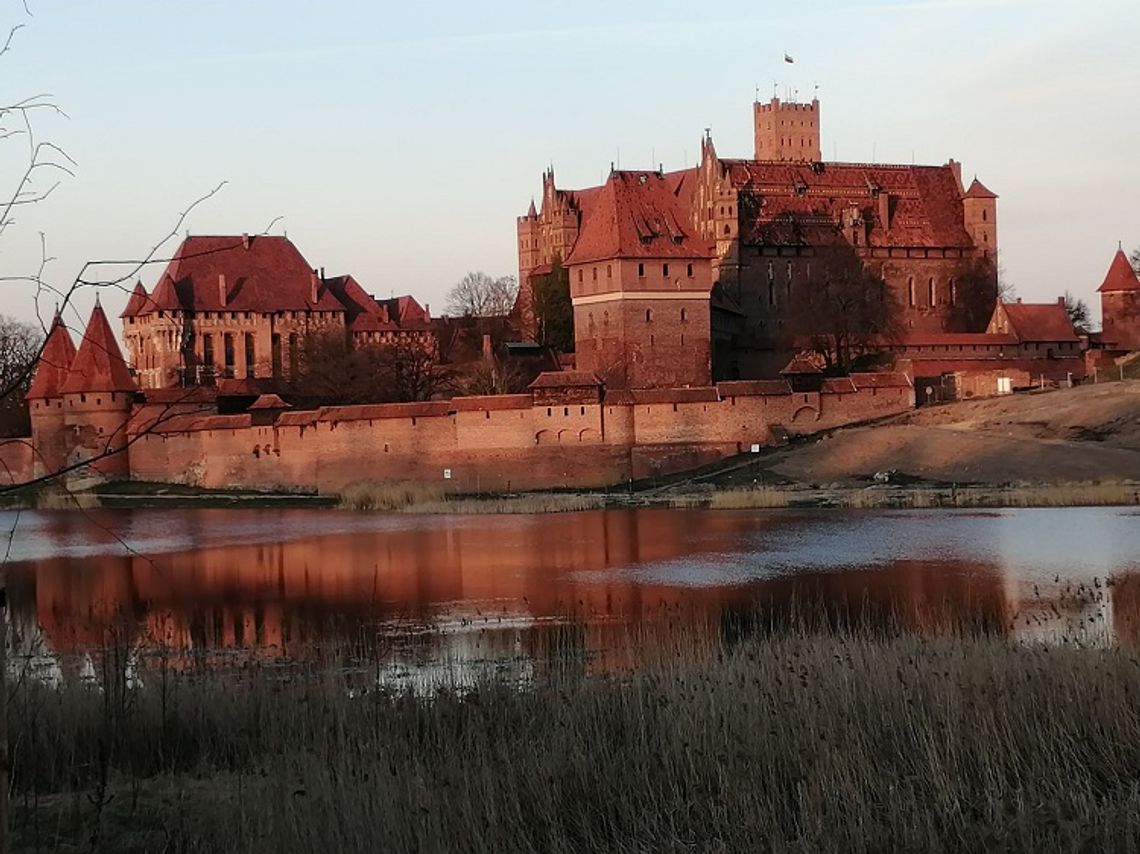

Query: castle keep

[517,95,1000,382]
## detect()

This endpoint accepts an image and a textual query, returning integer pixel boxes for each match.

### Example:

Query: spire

[120,281,150,318]
[26,312,77,400]
[963,177,998,200]
[60,303,137,394]
[527,198,538,218]
[1098,247,1140,294]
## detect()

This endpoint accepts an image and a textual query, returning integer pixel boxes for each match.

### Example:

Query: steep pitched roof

[721,160,974,249]
[26,313,77,400]
[995,300,1079,343]
[565,171,714,265]
[60,302,137,394]
[145,235,345,314]
[1098,248,1140,293]
[963,177,998,200]
[120,282,150,318]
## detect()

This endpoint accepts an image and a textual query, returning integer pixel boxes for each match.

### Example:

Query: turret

[1098,246,1140,351]
[962,177,998,260]
[60,299,138,480]
[26,311,77,478]
[754,97,821,163]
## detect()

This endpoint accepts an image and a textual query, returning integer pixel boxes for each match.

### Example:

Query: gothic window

[907,278,915,307]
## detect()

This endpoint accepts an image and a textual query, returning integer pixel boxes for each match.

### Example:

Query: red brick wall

[1102,291,1140,351]
[126,381,914,494]
[0,437,32,486]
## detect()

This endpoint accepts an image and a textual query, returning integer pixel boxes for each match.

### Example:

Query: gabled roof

[120,282,150,318]
[565,171,714,265]
[721,160,975,249]
[26,313,77,400]
[1098,248,1140,294]
[60,302,137,394]
[962,178,998,200]
[144,235,345,314]
[248,393,291,411]
[995,299,1079,343]
[528,370,602,389]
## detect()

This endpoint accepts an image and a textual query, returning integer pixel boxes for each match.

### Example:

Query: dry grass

[10,618,1140,853]
[699,481,1140,511]
[338,481,603,515]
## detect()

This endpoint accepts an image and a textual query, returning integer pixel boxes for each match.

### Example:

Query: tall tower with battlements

[754,97,821,162]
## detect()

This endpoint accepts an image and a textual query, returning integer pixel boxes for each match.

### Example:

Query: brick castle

[3,95,1137,494]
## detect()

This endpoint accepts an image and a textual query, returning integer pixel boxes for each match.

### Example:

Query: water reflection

[5,507,1139,682]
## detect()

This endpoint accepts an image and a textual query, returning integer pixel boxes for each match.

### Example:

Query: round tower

[59,300,138,480]
[26,312,77,479]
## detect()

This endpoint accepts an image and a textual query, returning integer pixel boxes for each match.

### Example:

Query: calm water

[4,506,1140,681]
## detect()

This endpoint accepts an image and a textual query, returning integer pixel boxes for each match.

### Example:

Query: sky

[2,0,1138,336]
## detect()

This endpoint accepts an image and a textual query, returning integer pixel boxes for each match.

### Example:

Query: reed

[9,617,1140,853]
[406,493,604,515]
[336,480,445,511]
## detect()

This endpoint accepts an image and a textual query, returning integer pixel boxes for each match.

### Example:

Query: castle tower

[754,97,821,162]
[566,170,714,389]
[515,198,541,337]
[26,312,77,479]
[961,178,998,260]
[1098,247,1140,351]
[59,299,138,480]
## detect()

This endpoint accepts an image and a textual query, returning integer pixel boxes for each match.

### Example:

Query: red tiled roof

[851,372,912,389]
[60,302,137,394]
[821,377,857,394]
[962,178,998,200]
[144,235,345,314]
[1098,248,1140,293]
[26,313,77,400]
[120,282,150,318]
[602,389,637,406]
[722,161,974,249]
[630,387,720,404]
[318,401,451,422]
[998,300,1079,343]
[890,331,1019,348]
[716,379,792,396]
[528,370,602,389]
[248,393,291,411]
[451,394,533,412]
[565,171,715,265]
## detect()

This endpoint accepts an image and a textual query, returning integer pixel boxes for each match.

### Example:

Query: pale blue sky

[3,0,1138,333]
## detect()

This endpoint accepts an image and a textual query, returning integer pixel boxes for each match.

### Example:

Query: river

[4,506,1140,683]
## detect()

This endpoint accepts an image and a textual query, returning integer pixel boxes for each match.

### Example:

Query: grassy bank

[10,621,1140,852]
[336,480,604,514]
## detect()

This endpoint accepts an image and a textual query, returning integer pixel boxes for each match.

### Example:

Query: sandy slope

[763,381,1140,485]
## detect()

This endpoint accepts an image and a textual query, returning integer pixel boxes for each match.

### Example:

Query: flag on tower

[784,53,794,63]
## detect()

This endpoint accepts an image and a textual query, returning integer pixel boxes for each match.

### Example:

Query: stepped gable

[566,170,714,265]
[26,313,77,400]
[120,282,150,318]
[145,235,344,313]
[60,301,137,394]
[1098,248,1140,293]
[1000,300,1079,343]
[721,160,973,249]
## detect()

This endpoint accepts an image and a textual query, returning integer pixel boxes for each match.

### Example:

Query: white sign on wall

[750,444,761,454]
[443,469,452,480]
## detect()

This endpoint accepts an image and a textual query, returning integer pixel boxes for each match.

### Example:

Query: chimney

[1057,296,1066,306]
[242,233,250,250]
[218,274,227,306]
[424,303,431,321]
[947,159,964,194]
[310,271,319,304]
[319,266,325,282]
[877,192,891,231]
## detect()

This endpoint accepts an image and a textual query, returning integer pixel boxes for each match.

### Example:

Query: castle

[517,95,1000,382]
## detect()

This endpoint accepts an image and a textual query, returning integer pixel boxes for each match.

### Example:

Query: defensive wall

[127,373,914,494]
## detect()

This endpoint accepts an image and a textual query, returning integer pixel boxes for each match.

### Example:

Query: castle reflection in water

[6,508,1140,682]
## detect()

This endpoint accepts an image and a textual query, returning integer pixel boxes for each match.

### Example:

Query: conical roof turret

[60,300,137,394]
[26,311,77,400]
[120,281,150,318]
[1098,247,1140,293]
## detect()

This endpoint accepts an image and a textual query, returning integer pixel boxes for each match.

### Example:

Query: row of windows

[906,277,958,308]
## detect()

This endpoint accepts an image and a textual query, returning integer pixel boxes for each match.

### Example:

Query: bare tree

[0,316,41,438]
[789,244,903,373]
[446,271,518,319]
[1064,291,1093,334]
[1130,246,1139,277]
[944,256,1002,332]
[290,331,445,405]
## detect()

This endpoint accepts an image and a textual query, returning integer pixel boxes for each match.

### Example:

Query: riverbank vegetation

[9,617,1140,852]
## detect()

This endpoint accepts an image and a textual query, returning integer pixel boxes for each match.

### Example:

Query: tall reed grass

[337,481,603,514]
[9,616,1140,853]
